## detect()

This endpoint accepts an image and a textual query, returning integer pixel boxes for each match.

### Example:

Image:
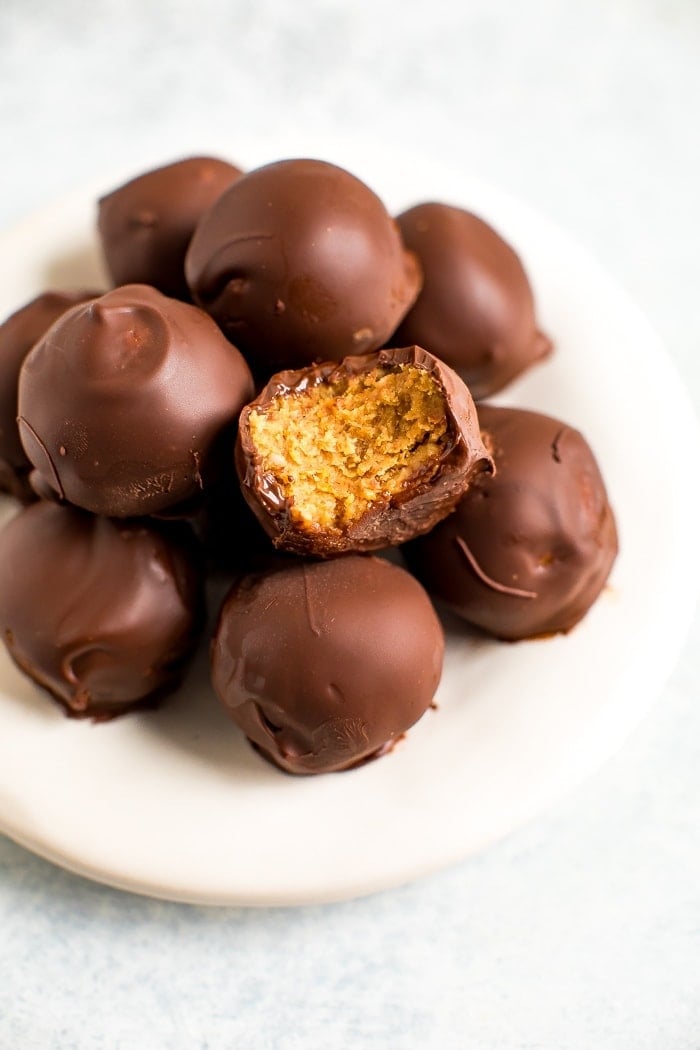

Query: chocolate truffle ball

[0,290,100,500]
[0,502,204,719]
[236,346,493,557]
[390,203,552,400]
[211,556,444,774]
[404,405,618,639]
[97,156,243,300]
[17,284,254,517]
[185,158,422,375]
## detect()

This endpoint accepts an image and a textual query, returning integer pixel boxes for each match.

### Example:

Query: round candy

[390,203,552,400]
[0,502,204,719]
[17,284,254,517]
[404,404,618,639]
[97,156,242,300]
[211,556,444,774]
[185,158,422,375]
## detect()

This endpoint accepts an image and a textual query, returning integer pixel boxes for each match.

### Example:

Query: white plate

[0,144,698,906]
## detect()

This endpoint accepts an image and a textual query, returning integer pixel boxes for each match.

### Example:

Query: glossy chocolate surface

[390,203,552,399]
[98,156,242,300]
[0,290,100,500]
[211,555,444,774]
[236,346,494,556]
[185,158,422,374]
[404,405,618,639]
[0,502,204,719]
[18,284,254,517]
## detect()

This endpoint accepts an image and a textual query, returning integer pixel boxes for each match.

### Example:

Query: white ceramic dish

[0,146,698,906]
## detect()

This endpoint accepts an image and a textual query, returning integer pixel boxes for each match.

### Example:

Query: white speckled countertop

[1,1,700,1046]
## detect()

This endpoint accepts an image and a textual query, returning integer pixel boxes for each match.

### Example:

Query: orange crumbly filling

[247,364,450,534]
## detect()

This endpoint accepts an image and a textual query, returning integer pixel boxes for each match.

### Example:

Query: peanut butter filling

[247,365,450,533]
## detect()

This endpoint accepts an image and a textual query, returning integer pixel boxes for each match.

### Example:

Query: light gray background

[1,1,699,1047]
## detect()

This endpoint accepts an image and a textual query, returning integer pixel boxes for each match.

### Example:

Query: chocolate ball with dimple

[98,156,243,300]
[185,158,422,375]
[404,405,618,640]
[211,556,444,775]
[17,284,254,518]
[0,501,204,719]
[390,203,552,400]
[0,290,101,500]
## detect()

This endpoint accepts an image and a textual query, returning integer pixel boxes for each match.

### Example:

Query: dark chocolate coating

[211,556,444,774]
[17,284,254,517]
[185,158,422,374]
[236,346,494,557]
[98,156,243,300]
[0,502,204,719]
[404,405,618,639]
[390,203,552,400]
[0,290,101,500]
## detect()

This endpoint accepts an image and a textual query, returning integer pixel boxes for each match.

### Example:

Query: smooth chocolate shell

[0,502,204,719]
[391,203,552,399]
[0,290,101,500]
[211,555,444,774]
[185,158,422,374]
[404,404,618,639]
[98,156,243,300]
[17,284,254,517]
[235,346,494,557]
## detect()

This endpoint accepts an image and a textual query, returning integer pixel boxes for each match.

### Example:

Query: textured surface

[1,1,699,1047]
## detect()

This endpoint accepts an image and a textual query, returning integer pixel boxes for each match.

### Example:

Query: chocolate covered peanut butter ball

[404,405,617,639]
[236,346,494,557]
[391,203,552,399]
[0,502,204,719]
[18,284,254,517]
[185,158,422,374]
[211,556,444,774]
[98,156,243,300]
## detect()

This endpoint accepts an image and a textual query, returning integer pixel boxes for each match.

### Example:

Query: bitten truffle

[185,158,422,374]
[390,203,552,400]
[404,405,618,639]
[97,156,243,300]
[17,284,254,517]
[0,502,204,719]
[235,346,494,557]
[211,556,444,774]
[0,290,100,500]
